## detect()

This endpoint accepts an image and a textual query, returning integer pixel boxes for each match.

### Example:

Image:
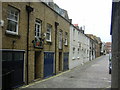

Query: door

[2,51,24,89]
[59,52,62,71]
[63,52,69,71]
[35,51,41,79]
[44,52,54,78]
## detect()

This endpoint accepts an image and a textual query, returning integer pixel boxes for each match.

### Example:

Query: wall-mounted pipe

[55,22,59,74]
[26,4,33,85]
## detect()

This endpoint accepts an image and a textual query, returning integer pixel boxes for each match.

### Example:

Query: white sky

[54,0,112,42]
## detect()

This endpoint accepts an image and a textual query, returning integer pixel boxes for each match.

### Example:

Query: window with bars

[6,6,19,35]
[46,24,52,42]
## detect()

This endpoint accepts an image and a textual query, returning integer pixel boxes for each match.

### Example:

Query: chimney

[69,19,72,23]
[74,24,79,29]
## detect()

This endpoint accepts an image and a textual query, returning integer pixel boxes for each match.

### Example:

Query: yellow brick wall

[2,2,70,83]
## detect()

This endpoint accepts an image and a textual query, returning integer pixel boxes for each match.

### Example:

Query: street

[22,54,111,88]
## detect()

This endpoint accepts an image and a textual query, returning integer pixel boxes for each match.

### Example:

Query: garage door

[63,52,69,71]
[44,52,54,78]
[2,50,24,89]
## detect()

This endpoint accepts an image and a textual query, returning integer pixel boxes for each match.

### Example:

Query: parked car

[109,53,112,74]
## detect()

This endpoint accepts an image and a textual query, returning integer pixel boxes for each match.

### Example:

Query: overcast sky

[54,0,112,42]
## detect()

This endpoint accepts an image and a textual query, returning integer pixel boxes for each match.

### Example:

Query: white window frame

[6,6,19,35]
[35,20,42,38]
[46,24,52,42]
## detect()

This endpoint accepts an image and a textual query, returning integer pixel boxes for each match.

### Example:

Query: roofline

[42,2,71,24]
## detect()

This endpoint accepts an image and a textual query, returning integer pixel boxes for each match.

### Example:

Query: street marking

[21,69,71,88]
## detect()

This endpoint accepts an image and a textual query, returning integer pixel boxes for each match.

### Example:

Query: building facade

[1,2,70,89]
[69,24,90,69]
[86,34,102,58]
[88,36,96,60]
[101,42,106,55]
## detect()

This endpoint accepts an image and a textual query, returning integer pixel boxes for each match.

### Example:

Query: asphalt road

[22,54,111,88]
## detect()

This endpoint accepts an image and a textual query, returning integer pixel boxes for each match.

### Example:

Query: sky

[54,0,112,42]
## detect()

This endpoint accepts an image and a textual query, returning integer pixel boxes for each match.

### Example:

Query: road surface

[21,54,111,88]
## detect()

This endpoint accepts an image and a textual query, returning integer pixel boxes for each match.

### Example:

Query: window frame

[59,30,63,49]
[64,32,68,46]
[6,6,19,35]
[35,19,42,38]
[46,23,52,42]
[72,47,75,60]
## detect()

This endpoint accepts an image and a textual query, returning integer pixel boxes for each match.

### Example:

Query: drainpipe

[55,22,59,74]
[26,4,33,85]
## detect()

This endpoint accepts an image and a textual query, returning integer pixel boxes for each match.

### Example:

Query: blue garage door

[63,52,69,71]
[44,52,54,78]
[2,51,24,89]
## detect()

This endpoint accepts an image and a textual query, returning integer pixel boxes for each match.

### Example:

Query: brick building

[105,42,111,54]
[86,34,102,58]
[1,2,70,89]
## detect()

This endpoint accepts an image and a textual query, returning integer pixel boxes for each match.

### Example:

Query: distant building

[105,42,111,54]
[101,42,106,55]
[86,34,102,58]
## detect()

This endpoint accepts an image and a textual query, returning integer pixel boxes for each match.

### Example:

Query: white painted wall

[69,25,90,69]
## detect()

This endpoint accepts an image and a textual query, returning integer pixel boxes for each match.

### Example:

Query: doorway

[59,52,62,72]
[35,51,41,79]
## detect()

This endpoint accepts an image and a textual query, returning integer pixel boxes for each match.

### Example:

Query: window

[72,47,75,60]
[6,6,19,35]
[35,20,42,38]
[78,48,80,54]
[46,24,52,42]
[78,31,80,41]
[64,32,68,45]
[59,31,63,49]
[73,28,75,41]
